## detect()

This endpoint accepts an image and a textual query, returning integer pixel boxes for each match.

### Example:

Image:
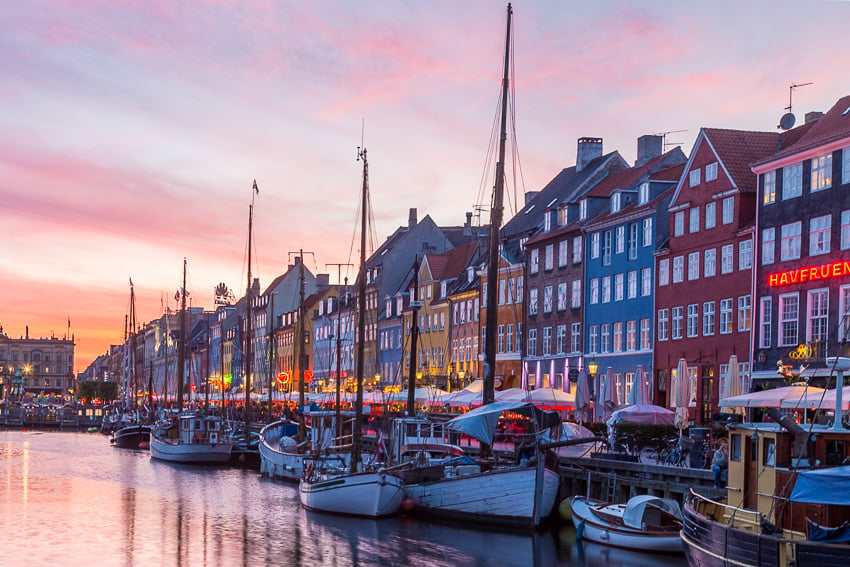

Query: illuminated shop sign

[768,260,850,287]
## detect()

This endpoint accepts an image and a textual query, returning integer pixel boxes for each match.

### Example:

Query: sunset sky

[2,0,849,372]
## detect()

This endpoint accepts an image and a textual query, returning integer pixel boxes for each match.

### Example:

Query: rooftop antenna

[653,130,687,151]
[778,82,813,130]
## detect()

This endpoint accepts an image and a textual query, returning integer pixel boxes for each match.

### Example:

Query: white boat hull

[404,463,559,527]
[150,434,233,464]
[299,470,404,518]
[570,496,683,553]
[259,421,349,482]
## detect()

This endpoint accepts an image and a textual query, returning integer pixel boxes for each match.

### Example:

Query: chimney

[464,212,472,236]
[524,191,539,206]
[576,137,603,172]
[408,207,418,229]
[635,134,663,167]
[317,273,330,289]
[805,111,823,124]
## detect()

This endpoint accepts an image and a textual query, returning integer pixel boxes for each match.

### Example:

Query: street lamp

[587,358,598,378]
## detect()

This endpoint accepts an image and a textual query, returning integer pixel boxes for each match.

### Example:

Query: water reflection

[0,432,687,567]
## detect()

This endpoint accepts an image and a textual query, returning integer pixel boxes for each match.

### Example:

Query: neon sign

[767,260,850,287]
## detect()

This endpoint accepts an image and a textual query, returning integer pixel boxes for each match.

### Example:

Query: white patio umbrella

[523,387,576,409]
[627,365,650,406]
[601,366,618,420]
[575,368,591,425]
[674,358,690,431]
[779,385,850,411]
[721,355,742,414]
[721,383,825,408]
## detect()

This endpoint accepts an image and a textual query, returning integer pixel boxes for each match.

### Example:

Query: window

[689,168,701,187]
[544,244,554,270]
[687,304,699,337]
[616,226,625,254]
[530,248,539,274]
[809,215,831,256]
[613,322,623,352]
[672,307,683,339]
[736,295,751,332]
[542,327,552,356]
[721,244,733,274]
[602,231,612,265]
[722,197,734,225]
[589,325,598,354]
[558,205,568,226]
[602,276,611,303]
[689,207,700,233]
[640,318,650,349]
[601,324,610,353]
[688,252,700,281]
[674,211,685,237]
[641,267,652,296]
[844,148,850,185]
[590,278,599,304]
[763,170,776,204]
[780,222,802,261]
[516,276,523,304]
[703,301,715,336]
[842,211,850,250]
[591,233,600,259]
[557,282,568,311]
[580,199,588,220]
[572,280,581,308]
[627,271,637,299]
[506,323,514,352]
[543,286,553,313]
[544,210,552,232]
[760,296,772,349]
[673,255,684,283]
[626,320,637,351]
[704,248,716,277]
[612,192,622,213]
[571,323,581,353]
[498,325,504,353]
[558,240,569,267]
[514,325,520,352]
[527,329,537,356]
[499,279,506,305]
[706,162,718,182]
[573,236,583,264]
[529,288,538,315]
[639,182,650,204]
[808,289,828,345]
[705,201,716,229]
[782,163,803,200]
[659,258,670,286]
[779,293,799,346]
[507,278,515,304]
[556,325,566,354]
[840,286,850,342]
[762,228,776,265]
[643,218,653,247]
[628,223,638,259]
[720,298,733,334]
[657,309,668,341]
[615,273,624,301]
[739,240,753,270]
[811,153,833,191]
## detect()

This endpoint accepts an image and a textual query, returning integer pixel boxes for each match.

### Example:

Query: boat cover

[607,404,675,426]
[622,495,682,529]
[807,519,850,542]
[446,401,559,445]
[790,466,850,505]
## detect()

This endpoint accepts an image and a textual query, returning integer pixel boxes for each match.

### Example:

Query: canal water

[0,431,688,567]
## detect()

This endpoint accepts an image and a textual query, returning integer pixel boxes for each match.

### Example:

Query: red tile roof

[703,128,781,193]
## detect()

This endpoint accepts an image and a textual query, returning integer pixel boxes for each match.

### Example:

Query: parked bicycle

[639,435,691,467]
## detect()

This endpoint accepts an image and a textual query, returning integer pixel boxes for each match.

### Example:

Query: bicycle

[639,436,690,467]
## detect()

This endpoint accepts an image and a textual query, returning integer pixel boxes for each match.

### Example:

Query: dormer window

[611,192,621,213]
[638,182,650,205]
[441,281,447,298]
[386,298,392,317]
[706,162,718,182]
[558,205,569,226]
[579,199,588,220]
[544,210,552,232]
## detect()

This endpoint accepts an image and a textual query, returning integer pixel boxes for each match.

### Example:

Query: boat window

[763,439,775,467]
[730,434,741,461]
[195,420,202,430]
[826,440,846,466]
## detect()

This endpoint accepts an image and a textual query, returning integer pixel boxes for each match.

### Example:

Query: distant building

[0,327,75,399]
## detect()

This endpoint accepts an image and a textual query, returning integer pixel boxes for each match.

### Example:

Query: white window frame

[602,276,611,303]
[659,258,670,286]
[739,240,753,270]
[673,255,684,283]
[811,153,832,192]
[558,240,569,267]
[807,289,829,346]
[674,211,685,237]
[778,292,799,347]
[657,309,668,341]
[689,168,701,187]
[688,251,700,281]
[704,248,716,277]
[722,197,734,225]
[640,318,651,350]
[571,279,581,309]
[839,285,850,342]
[689,206,700,234]
[557,282,568,311]
[706,162,718,182]
[615,273,624,301]
[530,248,539,274]
[641,267,651,296]
[720,298,733,335]
[573,236,583,264]
[672,306,683,340]
[763,170,776,205]
[687,304,699,337]
[544,244,554,271]
[643,217,653,247]
[780,222,802,261]
[703,301,715,336]
[590,278,599,304]
[721,244,733,274]
[627,270,637,299]
[591,232,600,259]
[601,324,610,353]
[782,163,802,200]
[760,296,772,349]
[616,226,625,254]
[738,295,751,332]
[762,228,776,265]
[705,201,716,229]
[809,215,831,256]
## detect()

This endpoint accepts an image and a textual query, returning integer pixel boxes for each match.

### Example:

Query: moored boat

[299,463,404,519]
[570,494,684,553]
[150,412,233,464]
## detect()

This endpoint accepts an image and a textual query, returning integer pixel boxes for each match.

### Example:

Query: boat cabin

[171,414,224,445]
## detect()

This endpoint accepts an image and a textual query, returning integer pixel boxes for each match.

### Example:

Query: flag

[253,179,259,194]
[67,316,71,328]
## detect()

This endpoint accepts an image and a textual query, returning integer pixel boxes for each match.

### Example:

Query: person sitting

[712,441,729,488]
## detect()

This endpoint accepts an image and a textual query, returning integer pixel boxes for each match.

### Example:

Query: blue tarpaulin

[790,466,850,505]
[807,519,850,543]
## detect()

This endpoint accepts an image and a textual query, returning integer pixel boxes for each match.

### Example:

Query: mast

[335,278,347,438]
[296,250,307,439]
[268,291,275,417]
[352,146,368,472]
[245,198,254,440]
[483,3,512,408]
[128,278,137,411]
[407,256,420,416]
[177,258,187,412]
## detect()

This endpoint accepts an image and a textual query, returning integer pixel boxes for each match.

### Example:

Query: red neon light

[768,260,850,287]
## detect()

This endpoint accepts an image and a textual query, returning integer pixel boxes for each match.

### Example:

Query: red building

[654,128,781,424]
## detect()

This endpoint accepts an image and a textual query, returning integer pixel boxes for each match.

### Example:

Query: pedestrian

[712,441,728,488]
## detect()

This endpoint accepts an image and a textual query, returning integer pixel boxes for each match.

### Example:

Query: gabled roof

[584,163,684,229]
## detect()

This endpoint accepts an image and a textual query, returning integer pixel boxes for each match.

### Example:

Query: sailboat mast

[352,146,368,472]
[407,256,420,416]
[129,279,137,410]
[177,258,187,412]
[296,250,307,439]
[245,202,253,438]
[483,3,512,407]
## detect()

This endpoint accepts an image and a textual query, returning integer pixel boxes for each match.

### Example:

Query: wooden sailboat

[150,259,234,464]
[395,4,561,528]
[298,147,404,518]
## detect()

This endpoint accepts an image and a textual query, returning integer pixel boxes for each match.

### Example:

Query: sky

[2,0,849,372]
